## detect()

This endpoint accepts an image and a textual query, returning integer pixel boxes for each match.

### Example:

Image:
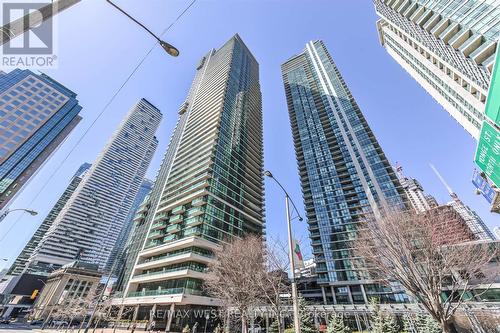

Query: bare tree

[64,298,92,332]
[204,235,266,333]
[354,207,498,333]
[92,296,114,333]
[254,237,291,333]
[111,303,136,333]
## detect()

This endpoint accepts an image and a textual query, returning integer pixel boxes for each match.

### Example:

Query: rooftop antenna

[395,161,404,179]
[429,163,459,201]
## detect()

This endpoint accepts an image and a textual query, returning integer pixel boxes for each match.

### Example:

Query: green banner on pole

[475,121,500,188]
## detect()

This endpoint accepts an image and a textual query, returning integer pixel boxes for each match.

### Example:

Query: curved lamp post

[105,0,179,57]
[264,170,303,333]
[0,208,38,223]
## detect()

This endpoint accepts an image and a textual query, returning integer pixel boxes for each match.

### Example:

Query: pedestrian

[192,322,199,333]
[131,322,136,333]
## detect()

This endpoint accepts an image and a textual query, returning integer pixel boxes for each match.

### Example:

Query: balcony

[127,287,203,298]
[164,234,179,243]
[166,224,181,234]
[192,197,206,207]
[141,247,214,265]
[145,240,162,248]
[129,267,206,284]
[150,221,167,230]
[148,230,165,239]
[127,287,184,298]
[153,212,168,222]
[184,226,202,237]
[185,216,203,228]
[186,207,204,218]
[133,265,206,279]
[169,214,183,224]
[172,205,185,215]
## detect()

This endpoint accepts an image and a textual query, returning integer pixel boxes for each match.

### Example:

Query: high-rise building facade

[282,41,408,304]
[115,96,195,293]
[109,178,153,274]
[0,69,82,214]
[7,163,91,276]
[448,195,495,240]
[120,35,264,326]
[28,98,161,272]
[374,0,500,139]
[395,164,437,212]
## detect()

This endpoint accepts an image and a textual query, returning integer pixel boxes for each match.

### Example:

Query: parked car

[52,320,68,326]
[0,319,10,324]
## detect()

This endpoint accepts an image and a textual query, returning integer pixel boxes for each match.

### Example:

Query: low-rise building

[0,273,46,319]
[32,261,101,320]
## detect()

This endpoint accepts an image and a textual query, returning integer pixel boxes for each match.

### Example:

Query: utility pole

[264,170,303,333]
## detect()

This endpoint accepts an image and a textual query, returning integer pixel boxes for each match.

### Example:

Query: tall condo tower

[121,35,264,328]
[374,0,500,139]
[109,178,153,275]
[282,41,408,304]
[7,163,91,276]
[28,99,161,272]
[0,69,82,215]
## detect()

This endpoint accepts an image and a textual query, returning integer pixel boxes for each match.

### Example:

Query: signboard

[472,169,497,204]
[30,289,39,300]
[485,47,500,126]
[475,121,500,188]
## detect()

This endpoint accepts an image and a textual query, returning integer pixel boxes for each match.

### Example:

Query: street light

[0,208,38,222]
[105,0,179,57]
[264,170,303,333]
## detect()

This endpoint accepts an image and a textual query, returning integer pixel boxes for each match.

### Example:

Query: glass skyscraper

[375,0,500,139]
[7,162,91,276]
[282,41,408,304]
[28,98,161,272]
[121,35,264,330]
[110,178,153,276]
[0,69,82,214]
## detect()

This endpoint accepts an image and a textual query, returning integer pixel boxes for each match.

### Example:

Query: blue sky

[0,0,498,269]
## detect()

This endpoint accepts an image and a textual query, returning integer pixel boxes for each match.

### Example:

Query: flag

[292,239,304,269]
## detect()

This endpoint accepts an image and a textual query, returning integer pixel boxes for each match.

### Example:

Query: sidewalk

[33,329,154,333]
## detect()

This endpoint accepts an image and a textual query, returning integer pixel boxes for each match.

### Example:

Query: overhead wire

[0,0,198,245]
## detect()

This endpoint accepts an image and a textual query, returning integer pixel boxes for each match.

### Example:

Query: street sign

[475,121,500,188]
[472,169,497,204]
[485,47,500,126]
